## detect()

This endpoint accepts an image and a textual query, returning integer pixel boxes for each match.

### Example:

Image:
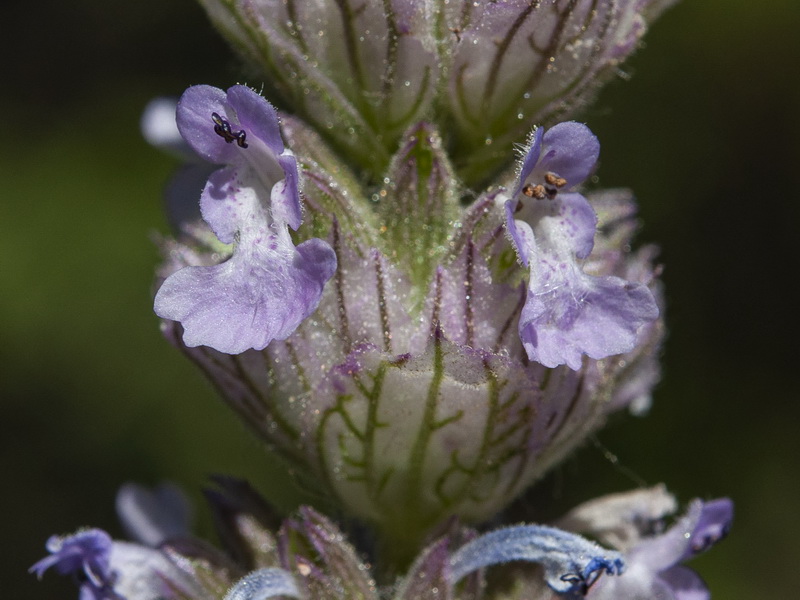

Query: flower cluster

[149,85,662,556]
[34,1,732,599]
[197,0,675,183]
[194,0,673,182]
[32,481,731,600]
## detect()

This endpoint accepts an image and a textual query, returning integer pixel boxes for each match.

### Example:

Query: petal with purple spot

[154,235,336,354]
[520,269,658,370]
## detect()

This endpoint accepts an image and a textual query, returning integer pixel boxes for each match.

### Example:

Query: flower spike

[154,85,337,354]
[447,524,624,596]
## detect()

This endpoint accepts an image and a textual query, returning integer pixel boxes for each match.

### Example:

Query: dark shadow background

[2,0,797,597]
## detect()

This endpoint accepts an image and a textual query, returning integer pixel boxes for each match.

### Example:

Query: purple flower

[505,122,659,369]
[29,529,119,600]
[31,526,222,599]
[589,498,733,600]
[558,488,733,600]
[153,85,337,354]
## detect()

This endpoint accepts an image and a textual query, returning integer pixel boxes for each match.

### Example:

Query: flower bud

[196,0,674,183]
[196,0,440,174]
[444,0,676,180]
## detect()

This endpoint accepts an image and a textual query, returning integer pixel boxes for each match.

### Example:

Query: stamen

[691,521,731,555]
[544,172,567,188]
[560,573,590,595]
[522,174,564,200]
[522,183,547,199]
[211,112,249,148]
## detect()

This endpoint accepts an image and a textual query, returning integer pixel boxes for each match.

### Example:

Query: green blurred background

[2,0,797,597]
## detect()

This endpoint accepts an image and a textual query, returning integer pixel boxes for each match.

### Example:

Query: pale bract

[196,0,676,182]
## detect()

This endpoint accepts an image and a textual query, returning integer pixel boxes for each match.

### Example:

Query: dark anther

[522,179,560,200]
[691,534,714,554]
[691,521,731,555]
[74,570,89,584]
[560,573,588,595]
[584,569,602,589]
[211,112,249,148]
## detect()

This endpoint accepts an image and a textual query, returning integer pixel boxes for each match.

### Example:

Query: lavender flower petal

[447,525,624,595]
[513,126,545,200]
[507,123,599,266]
[679,498,733,561]
[587,497,733,600]
[31,528,212,600]
[513,123,600,198]
[631,500,706,571]
[176,85,244,166]
[176,85,301,230]
[520,266,659,370]
[658,566,711,600]
[624,498,732,571]
[154,235,336,354]
[116,482,192,547]
[506,123,658,369]
[154,85,336,354]
[30,529,112,586]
